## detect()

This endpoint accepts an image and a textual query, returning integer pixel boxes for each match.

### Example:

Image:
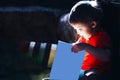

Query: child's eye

[79,29,82,30]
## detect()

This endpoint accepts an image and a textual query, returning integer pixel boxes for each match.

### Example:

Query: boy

[68,1,112,80]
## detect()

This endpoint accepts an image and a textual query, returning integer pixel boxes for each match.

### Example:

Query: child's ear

[91,21,97,28]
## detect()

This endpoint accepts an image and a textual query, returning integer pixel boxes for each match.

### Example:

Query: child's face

[70,22,94,38]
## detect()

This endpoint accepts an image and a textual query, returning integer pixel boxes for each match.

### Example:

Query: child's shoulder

[94,29,110,38]
[94,29,111,43]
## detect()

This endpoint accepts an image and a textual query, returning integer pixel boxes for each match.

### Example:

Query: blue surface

[50,41,85,80]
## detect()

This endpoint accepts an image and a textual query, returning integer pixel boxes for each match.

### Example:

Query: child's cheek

[78,31,85,36]
[77,31,83,36]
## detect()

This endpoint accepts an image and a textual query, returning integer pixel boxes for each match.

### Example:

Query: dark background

[0,0,119,9]
[0,0,79,9]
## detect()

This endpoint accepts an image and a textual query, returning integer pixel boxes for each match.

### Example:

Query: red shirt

[79,30,111,72]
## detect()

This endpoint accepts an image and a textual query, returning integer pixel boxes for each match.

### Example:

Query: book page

[50,41,85,80]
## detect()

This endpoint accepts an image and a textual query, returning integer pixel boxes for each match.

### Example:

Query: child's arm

[72,43,111,62]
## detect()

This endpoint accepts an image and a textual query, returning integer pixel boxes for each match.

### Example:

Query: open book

[49,41,85,80]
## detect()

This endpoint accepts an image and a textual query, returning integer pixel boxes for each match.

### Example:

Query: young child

[68,1,112,80]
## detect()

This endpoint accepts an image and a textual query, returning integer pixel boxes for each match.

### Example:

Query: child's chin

[79,34,83,36]
[77,33,82,36]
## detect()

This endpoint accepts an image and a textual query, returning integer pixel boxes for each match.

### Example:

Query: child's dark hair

[69,1,103,24]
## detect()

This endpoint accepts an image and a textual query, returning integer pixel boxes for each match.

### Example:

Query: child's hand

[72,43,86,53]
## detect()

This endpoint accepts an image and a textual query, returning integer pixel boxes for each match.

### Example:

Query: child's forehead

[71,22,88,28]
